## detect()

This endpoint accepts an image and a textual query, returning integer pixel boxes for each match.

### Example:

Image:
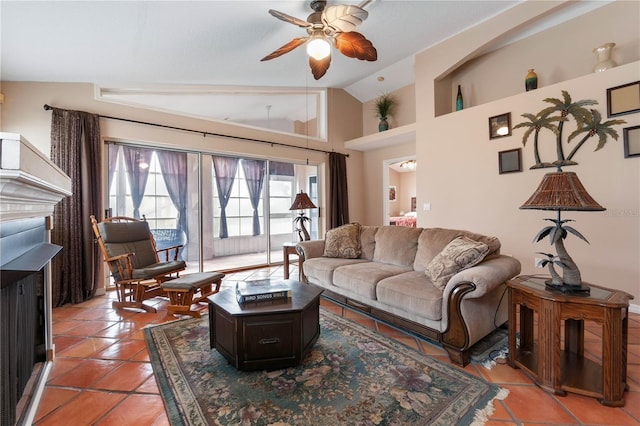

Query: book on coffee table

[236,279,292,304]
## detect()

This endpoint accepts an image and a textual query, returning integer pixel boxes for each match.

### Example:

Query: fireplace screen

[1,271,45,425]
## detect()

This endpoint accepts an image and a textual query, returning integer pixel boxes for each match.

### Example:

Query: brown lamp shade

[289,191,317,210]
[520,171,605,211]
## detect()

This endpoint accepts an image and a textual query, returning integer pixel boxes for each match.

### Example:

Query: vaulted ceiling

[1,1,601,130]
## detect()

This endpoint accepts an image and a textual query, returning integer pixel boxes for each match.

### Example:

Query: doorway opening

[383,157,417,227]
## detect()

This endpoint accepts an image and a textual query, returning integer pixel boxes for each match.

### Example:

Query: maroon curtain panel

[50,107,102,306]
[329,152,349,229]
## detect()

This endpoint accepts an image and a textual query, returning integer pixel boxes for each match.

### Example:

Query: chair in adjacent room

[90,215,187,312]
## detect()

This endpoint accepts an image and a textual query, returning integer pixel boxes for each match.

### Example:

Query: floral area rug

[144,310,507,426]
[469,327,509,369]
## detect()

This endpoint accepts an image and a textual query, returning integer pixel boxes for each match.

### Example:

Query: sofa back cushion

[413,228,501,271]
[373,226,423,267]
[359,225,379,260]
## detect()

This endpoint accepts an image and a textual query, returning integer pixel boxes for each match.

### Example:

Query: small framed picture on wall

[607,81,640,117]
[389,186,397,202]
[498,148,522,174]
[489,113,512,139]
[623,125,640,158]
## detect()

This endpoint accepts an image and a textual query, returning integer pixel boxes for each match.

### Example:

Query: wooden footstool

[162,271,225,317]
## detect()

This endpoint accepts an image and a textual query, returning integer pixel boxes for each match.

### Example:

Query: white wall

[415,1,640,301]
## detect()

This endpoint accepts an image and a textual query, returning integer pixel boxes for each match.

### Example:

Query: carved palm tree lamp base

[520,171,605,295]
[545,281,591,294]
[289,191,317,242]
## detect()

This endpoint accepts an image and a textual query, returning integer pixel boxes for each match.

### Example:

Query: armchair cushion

[99,221,158,267]
[425,236,490,290]
[131,260,187,280]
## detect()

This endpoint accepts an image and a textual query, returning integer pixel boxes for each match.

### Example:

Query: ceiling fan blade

[335,32,377,61]
[322,5,368,32]
[260,37,308,61]
[309,55,331,80]
[268,9,312,28]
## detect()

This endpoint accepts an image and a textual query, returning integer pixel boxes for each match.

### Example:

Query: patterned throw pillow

[425,236,490,290]
[323,223,362,259]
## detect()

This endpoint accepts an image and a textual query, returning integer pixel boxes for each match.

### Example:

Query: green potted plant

[374,93,396,132]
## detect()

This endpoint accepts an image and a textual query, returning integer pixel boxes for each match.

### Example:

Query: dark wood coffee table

[208,279,323,371]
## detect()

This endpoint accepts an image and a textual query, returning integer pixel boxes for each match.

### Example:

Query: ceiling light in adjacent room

[400,160,417,170]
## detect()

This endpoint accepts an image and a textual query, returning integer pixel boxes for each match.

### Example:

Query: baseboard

[629,303,639,314]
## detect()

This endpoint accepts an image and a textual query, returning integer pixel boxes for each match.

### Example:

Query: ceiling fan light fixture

[306,36,331,60]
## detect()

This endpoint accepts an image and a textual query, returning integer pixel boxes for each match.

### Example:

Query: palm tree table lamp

[514,90,625,294]
[289,191,317,241]
[520,171,605,294]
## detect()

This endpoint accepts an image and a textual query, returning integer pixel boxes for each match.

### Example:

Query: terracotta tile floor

[35,265,640,425]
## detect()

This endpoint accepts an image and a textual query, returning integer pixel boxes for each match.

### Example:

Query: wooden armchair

[90,215,186,312]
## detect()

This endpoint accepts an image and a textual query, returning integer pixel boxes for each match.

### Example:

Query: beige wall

[362,83,416,136]
[448,0,640,110]
[0,82,365,233]
[389,169,401,217]
[414,0,640,302]
[399,171,416,214]
[357,81,418,225]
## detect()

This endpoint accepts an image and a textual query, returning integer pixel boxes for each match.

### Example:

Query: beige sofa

[297,224,521,366]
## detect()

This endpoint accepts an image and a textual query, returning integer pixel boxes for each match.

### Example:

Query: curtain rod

[43,104,348,157]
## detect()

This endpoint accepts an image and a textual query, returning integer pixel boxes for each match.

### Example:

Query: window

[108,147,177,228]
[212,160,265,238]
[107,142,319,271]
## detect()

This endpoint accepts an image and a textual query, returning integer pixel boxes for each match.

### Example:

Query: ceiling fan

[261,0,377,80]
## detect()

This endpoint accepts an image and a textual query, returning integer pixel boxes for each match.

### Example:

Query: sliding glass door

[107,142,318,274]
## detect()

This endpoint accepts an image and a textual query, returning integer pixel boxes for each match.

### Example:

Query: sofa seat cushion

[303,257,369,284]
[376,271,443,321]
[333,262,412,300]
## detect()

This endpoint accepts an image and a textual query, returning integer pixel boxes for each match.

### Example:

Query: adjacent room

[1,1,639,425]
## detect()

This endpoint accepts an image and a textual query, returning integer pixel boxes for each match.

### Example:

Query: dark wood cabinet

[507,275,633,406]
[208,280,323,371]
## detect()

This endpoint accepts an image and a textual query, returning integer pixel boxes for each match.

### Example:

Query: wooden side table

[507,275,633,406]
[282,242,299,280]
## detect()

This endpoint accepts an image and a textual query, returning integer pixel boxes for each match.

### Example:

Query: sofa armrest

[296,240,326,260]
[443,255,521,300]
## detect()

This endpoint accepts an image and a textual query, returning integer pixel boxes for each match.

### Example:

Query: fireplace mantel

[0,133,71,425]
[0,132,71,222]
